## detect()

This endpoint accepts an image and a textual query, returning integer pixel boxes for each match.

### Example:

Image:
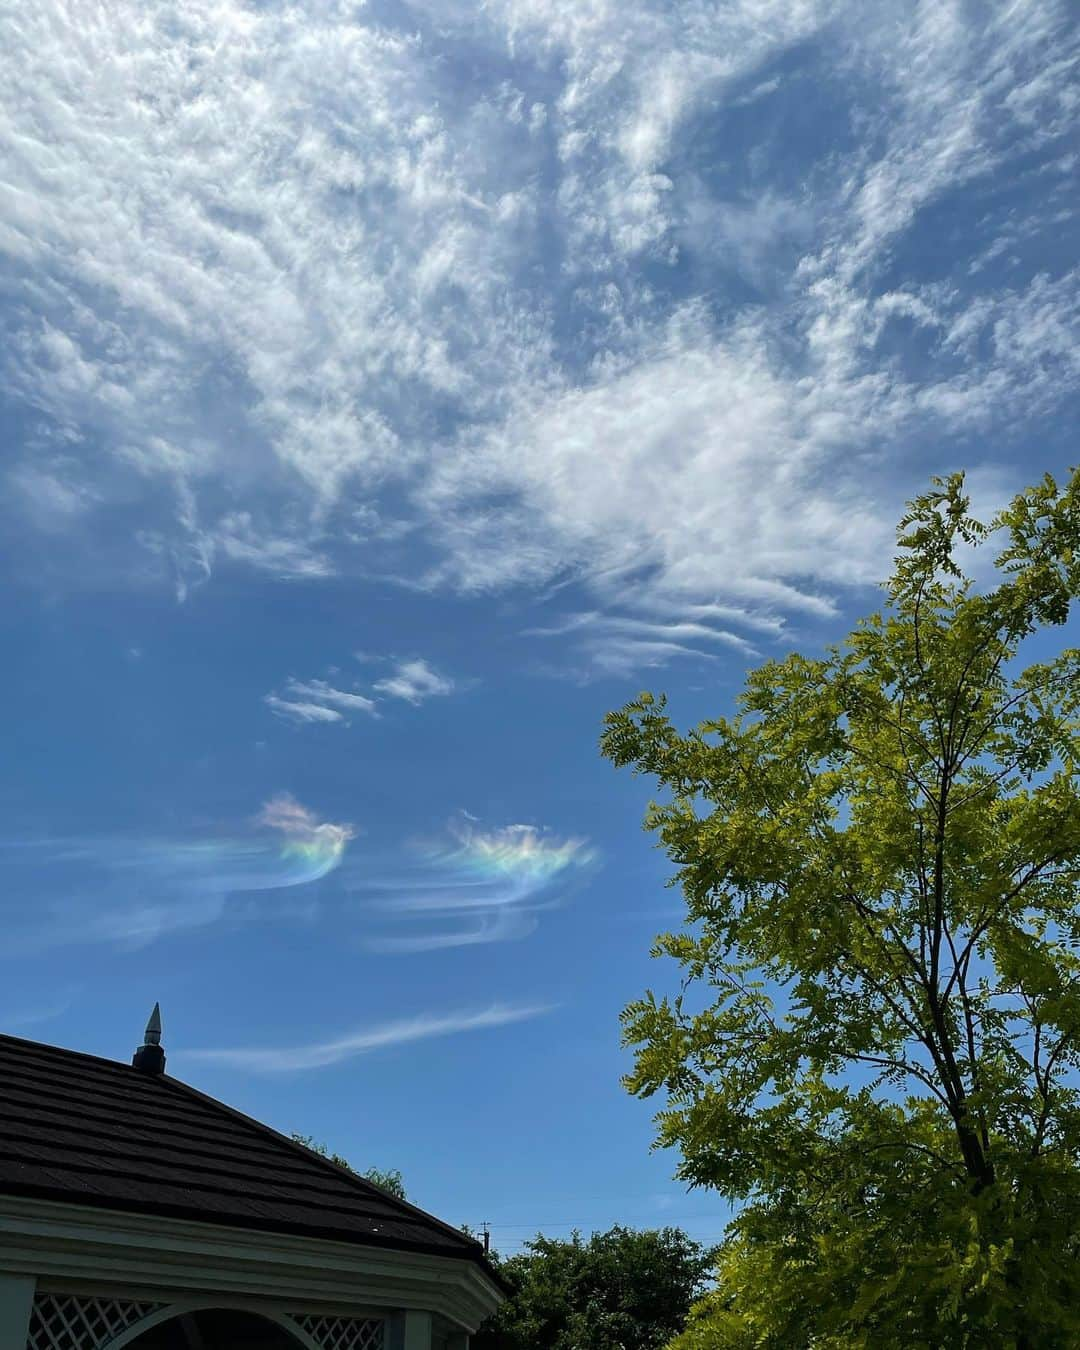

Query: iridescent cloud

[355,813,598,953]
[0,794,355,954]
[441,819,596,883]
[257,792,355,883]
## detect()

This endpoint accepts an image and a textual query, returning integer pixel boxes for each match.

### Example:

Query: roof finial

[132,1003,166,1075]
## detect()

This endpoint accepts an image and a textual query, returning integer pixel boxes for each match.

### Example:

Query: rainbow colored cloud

[356,813,598,952]
[442,819,597,884]
[0,794,355,954]
[257,793,355,884]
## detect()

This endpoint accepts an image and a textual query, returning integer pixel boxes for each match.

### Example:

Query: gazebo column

[388,1309,434,1349]
[0,1273,35,1349]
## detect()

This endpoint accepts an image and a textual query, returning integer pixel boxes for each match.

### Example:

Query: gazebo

[0,1010,503,1350]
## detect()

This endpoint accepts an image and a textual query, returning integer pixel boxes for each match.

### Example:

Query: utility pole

[482,1222,490,1255]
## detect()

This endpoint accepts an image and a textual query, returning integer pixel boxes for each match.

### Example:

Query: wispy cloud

[181,1003,552,1072]
[264,696,346,725]
[524,610,761,676]
[0,993,78,1030]
[1,0,1076,662]
[373,659,455,705]
[353,814,597,953]
[364,909,536,954]
[0,795,355,954]
[265,678,378,725]
[265,662,452,725]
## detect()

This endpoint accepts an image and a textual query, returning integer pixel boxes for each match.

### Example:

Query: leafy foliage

[473,1225,715,1350]
[290,1133,408,1200]
[601,469,1080,1347]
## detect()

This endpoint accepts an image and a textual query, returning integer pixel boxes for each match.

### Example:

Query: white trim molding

[0,1194,501,1343]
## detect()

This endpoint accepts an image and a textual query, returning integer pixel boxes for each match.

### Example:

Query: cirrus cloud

[1,0,1076,670]
[180,1002,553,1072]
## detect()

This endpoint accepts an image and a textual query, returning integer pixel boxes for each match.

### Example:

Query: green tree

[290,1133,407,1200]
[473,1225,715,1350]
[601,470,1080,1348]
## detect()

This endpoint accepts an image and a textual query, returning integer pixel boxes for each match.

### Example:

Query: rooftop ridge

[0,1100,392,1185]
[0,1133,417,1214]
[154,1070,486,1255]
[0,1029,163,1074]
[0,1027,491,1272]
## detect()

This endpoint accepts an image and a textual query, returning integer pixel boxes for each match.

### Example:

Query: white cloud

[8,464,100,529]
[524,611,759,674]
[285,680,378,717]
[1,0,1076,668]
[265,664,452,724]
[264,695,345,725]
[256,793,356,859]
[180,1003,552,1072]
[266,678,379,724]
[215,516,334,580]
[577,638,720,678]
[424,307,898,601]
[834,1,1075,282]
[363,909,539,953]
[373,659,455,704]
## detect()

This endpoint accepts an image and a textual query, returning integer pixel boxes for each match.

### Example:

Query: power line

[481,1214,733,1229]
[470,1216,737,1256]
[501,1236,728,1241]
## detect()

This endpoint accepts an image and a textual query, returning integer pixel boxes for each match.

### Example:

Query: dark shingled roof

[0,1031,489,1268]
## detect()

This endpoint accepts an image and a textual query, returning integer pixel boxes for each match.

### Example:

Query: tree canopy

[601,469,1080,1347]
[290,1133,407,1201]
[472,1225,715,1350]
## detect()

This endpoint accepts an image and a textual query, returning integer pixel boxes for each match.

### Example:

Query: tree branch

[847,1050,952,1110]
[941,851,1073,1004]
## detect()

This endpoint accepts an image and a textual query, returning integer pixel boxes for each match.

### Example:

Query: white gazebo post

[389,1308,434,1349]
[0,1272,34,1349]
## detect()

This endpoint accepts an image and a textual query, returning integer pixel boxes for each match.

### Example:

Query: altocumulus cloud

[179,1003,552,1073]
[373,659,455,705]
[264,659,452,725]
[1,0,1077,668]
[265,678,379,725]
[0,794,354,954]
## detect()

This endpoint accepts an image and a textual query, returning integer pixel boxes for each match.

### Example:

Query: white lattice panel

[27,1294,164,1350]
[288,1313,385,1350]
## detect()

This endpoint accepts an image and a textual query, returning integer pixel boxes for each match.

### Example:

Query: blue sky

[1,0,1078,1258]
